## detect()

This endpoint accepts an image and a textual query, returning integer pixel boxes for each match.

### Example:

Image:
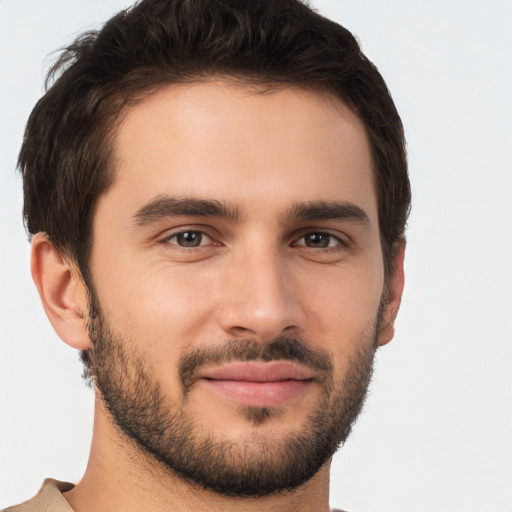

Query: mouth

[196,361,316,407]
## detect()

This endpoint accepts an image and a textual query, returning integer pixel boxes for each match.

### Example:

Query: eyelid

[158,226,220,247]
[292,229,349,248]
[170,231,212,246]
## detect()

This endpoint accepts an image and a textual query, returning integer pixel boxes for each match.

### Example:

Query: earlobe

[377,240,406,347]
[31,233,91,350]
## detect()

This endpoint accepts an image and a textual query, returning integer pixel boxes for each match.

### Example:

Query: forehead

[101,80,376,225]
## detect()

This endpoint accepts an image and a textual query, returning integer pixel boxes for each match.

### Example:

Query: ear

[377,240,406,347]
[31,233,91,350]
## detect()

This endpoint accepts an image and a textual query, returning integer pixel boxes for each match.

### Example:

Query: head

[23,0,410,499]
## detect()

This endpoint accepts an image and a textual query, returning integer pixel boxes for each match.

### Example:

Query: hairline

[70,73,392,283]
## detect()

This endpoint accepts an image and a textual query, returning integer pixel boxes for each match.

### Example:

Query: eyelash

[292,232,348,250]
[160,229,217,250]
[159,228,348,252]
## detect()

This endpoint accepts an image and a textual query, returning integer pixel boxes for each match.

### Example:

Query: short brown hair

[20,0,410,283]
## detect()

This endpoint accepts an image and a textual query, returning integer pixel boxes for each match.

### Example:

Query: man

[4,0,410,510]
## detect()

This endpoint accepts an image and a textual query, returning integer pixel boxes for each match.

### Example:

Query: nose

[217,246,306,343]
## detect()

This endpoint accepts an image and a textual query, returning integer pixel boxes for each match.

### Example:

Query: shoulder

[2,479,75,512]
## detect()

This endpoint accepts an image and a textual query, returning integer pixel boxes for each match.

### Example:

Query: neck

[64,399,332,512]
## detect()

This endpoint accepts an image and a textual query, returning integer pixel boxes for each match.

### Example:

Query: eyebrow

[133,195,241,226]
[132,195,370,229]
[282,201,371,227]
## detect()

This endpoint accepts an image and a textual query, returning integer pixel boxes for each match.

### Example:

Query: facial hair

[86,305,378,497]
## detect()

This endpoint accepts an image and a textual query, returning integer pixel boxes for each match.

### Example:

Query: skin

[31,80,405,512]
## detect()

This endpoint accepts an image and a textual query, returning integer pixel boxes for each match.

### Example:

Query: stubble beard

[86,301,379,497]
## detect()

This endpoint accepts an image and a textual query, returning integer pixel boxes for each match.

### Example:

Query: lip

[197,361,315,407]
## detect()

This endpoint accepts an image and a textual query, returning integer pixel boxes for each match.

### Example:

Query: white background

[0,1,511,510]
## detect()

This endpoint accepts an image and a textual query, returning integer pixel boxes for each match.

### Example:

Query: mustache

[178,336,333,392]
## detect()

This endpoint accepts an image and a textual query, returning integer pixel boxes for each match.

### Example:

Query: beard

[85,299,379,497]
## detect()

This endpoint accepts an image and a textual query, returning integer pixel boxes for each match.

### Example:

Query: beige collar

[3,479,74,512]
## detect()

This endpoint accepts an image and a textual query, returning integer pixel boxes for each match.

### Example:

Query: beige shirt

[2,480,347,511]
[2,480,74,512]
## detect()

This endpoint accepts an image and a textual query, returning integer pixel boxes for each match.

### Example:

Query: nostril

[233,326,249,331]
[230,325,254,336]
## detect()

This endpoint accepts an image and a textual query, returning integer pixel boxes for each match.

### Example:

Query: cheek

[302,260,384,345]
[309,274,381,383]
[91,265,219,399]
[92,255,219,356]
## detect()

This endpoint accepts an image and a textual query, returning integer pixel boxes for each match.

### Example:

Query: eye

[294,232,344,249]
[167,230,213,248]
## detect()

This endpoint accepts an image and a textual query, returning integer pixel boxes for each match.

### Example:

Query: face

[85,81,393,496]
